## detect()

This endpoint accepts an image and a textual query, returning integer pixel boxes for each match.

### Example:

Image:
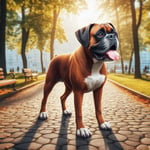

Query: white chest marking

[84,62,105,91]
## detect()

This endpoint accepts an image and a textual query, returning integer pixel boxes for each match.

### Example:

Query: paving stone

[0,143,14,150]
[0,82,150,149]
[36,136,50,144]
[15,142,41,150]
[51,137,68,145]
[67,134,76,140]
[136,145,149,150]
[141,122,150,125]
[0,132,11,138]
[42,133,58,139]
[78,145,97,150]
[28,142,42,149]
[118,131,132,135]
[68,139,76,145]
[0,137,14,143]
[11,132,24,138]
[108,134,127,142]
[13,136,35,144]
[138,128,150,132]
[40,144,56,150]
[125,140,140,147]
[62,145,76,150]
[91,134,103,139]
[141,138,150,144]
[115,142,135,150]
[145,134,150,138]
[90,139,105,147]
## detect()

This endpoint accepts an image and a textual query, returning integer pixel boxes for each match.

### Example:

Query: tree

[7,0,34,68]
[114,0,125,74]
[139,0,150,47]
[48,0,86,59]
[97,0,132,73]
[7,0,83,70]
[130,0,143,78]
[0,0,7,74]
[30,1,67,72]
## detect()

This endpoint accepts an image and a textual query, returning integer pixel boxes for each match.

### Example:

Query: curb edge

[108,79,150,101]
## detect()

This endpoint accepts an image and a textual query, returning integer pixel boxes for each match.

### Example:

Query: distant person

[17,66,20,72]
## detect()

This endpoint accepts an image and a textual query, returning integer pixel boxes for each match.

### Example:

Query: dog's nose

[106,34,115,39]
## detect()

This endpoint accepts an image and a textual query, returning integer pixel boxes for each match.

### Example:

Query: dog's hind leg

[60,84,72,115]
[38,80,56,120]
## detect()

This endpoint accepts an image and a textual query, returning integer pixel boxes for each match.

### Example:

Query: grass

[15,74,46,88]
[108,73,150,97]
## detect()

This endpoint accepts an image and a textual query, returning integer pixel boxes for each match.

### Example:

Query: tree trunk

[0,0,7,74]
[130,0,142,78]
[21,28,30,69]
[128,50,133,74]
[21,5,30,69]
[40,50,44,73]
[50,6,60,59]
[114,0,124,74]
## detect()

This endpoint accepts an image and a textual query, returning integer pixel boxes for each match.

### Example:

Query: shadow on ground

[100,129,124,150]
[13,119,44,149]
[12,115,123,150]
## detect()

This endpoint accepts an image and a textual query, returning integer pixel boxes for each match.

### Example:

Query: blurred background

[0,0,150,79]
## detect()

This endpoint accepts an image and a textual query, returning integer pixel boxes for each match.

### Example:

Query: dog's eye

[96,31,105,39]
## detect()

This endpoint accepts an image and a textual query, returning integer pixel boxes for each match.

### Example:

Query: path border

[108,79,150,101]
[0,80,43,101]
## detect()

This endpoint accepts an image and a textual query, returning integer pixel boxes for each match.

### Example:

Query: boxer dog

[39,23,119,137]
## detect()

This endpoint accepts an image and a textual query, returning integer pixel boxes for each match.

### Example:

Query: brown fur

[40,24,110,130]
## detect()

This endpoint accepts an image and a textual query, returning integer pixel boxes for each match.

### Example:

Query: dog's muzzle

[90,36,119,61]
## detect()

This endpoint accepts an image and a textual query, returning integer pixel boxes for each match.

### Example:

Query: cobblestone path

[0,81,150,150]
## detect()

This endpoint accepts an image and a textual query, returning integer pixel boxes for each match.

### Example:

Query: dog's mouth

[92,44,119,61]
[91,41,119,61]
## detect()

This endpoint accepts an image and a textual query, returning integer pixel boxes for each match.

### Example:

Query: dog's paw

[63,109,72,115]
[100,122,111,130]
[76,128,92,138]
[38,112,48,120]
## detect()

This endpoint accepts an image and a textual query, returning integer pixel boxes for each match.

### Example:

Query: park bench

[0,68,16,91]
[145,73,150,79]
[22,68,38,82]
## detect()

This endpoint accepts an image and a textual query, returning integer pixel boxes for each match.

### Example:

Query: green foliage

[139,0,150,47]
[97,0,149,59]
[97,0,133,61]
[6,0,86,54]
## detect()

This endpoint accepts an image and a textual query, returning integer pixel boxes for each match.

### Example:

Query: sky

[54,0,102,55]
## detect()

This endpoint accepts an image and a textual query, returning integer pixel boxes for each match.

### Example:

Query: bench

[145,73,150,78]
[22,68,38,82]
[0,68,16,91]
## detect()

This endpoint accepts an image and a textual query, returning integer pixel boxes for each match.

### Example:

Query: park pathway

[0,81,150,150]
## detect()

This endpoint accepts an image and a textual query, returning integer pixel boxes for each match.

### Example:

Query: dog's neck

[73,46,104,76]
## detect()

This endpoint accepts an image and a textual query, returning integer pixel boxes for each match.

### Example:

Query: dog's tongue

[106,50,119,60]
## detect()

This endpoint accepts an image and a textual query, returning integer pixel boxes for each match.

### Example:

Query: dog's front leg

[74,91,91,137]
[93,87,111,130]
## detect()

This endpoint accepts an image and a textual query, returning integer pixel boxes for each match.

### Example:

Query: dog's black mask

[90,24,119,61]
[75,23,119,61]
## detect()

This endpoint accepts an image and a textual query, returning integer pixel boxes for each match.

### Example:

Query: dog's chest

[84,62,105,91]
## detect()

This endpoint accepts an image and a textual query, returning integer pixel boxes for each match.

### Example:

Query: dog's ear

[75,24,94,48]
[108,23,116,31]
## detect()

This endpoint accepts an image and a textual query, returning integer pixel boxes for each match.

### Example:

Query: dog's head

[75,23,119,62]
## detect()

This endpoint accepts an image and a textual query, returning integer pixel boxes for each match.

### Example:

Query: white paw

[100,122,111,130]
[63,109,72,115]
[38,112,48,120]
[76,128,92,138]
